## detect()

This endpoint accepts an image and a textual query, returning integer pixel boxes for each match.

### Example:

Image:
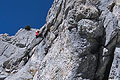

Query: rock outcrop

[1,0,120,80]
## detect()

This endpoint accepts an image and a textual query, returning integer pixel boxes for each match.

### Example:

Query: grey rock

[1,0,120,80]
[116,0,120,5]
[0,28,42,79]
[109,47,120,80]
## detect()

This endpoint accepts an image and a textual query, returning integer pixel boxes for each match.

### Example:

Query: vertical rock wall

[1,0,120,80]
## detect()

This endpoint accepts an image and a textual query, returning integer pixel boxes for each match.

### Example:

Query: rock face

[1,0,120,80]
[0,28,42,80]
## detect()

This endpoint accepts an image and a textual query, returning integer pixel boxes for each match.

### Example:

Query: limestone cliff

[1,0,120,80]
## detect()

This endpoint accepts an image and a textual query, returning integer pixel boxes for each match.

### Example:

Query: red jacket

[36,31,40,36]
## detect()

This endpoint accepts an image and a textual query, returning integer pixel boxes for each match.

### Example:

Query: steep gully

[94,2,118,80]
[94,30,118,80]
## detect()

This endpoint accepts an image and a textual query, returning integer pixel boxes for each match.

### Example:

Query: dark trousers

[36,35,39,38]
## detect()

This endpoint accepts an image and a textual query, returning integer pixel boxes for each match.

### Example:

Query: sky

[0,0,54,35]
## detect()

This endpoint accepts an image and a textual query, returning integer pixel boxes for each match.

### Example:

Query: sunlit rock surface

[1,0,120,80]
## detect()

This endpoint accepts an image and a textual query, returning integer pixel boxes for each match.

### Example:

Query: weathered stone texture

[1,0,120,80]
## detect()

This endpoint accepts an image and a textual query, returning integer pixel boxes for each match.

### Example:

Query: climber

[36,30,43,38]
[36,30,40,38]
